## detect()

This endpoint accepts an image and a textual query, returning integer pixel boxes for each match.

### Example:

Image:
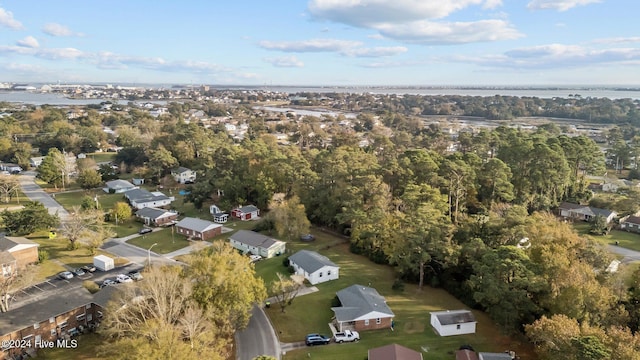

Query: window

[376,318,381,325]
[319,272,323,277]
[364,319,369,326]
[50,329,57,336]
[59,321,68,329]
[456,324,461,330]
[76,314,85,322]
[327,270,331,276]
[87,313,93,322]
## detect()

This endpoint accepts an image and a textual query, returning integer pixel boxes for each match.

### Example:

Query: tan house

[0,236,39,275]
[369,344,423,360]
[331,284,394,332]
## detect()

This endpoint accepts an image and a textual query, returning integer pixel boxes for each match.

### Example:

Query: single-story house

[124,189,175,210]
[368,344,423,360]
[430,310,477,336]
[558,202,617,223]
[288,250,339,285]
[228,230,286,259]
[231,205,260,221]
[478,353,514,360]
[331,284,395,332]
[175,217,222,241]
[171,167,196,184]
[620,215,640,233]
[209,205,229,223]
[0,285,115,358]
[0,236,39,274]
[135,208,178,226]
[103,179,138,194]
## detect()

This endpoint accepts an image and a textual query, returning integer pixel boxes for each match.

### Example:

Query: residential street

[18,172,70,220]
[235,305,281,360]
[608,244,640,263]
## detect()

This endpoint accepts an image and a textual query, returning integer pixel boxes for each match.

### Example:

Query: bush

[287,265,295,274]
[37,249,49,263]
[392,278,405,292]
[282,257,290,267]
[83,280,100,294]
[331,295,342,307]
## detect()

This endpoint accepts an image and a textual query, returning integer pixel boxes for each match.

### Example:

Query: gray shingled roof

[237,205,259,213]
[229,230,281,249]
[125,188,170,203]
[105,179,135,190]
[135,207,174,219]
[431,310,476,325]
[0,236,37,252]
[175,217,220,233]
[331,284,394,322]
[172,166,191,174]
[289,250,338,274]
[0,287,94,335]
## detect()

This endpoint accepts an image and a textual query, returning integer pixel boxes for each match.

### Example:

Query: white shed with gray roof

[289,250,339,285]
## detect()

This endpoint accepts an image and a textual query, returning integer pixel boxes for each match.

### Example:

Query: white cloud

[263,56,304,67]
[0,8,23,30]
[259,38,362,52]
[591,37,640,45]
[16,36,39,48]
[342,46,408,57]
[308,0,500,25]
[5,62,45,72]
[377,19,523,44]
[527,0,601,11]
[37,48,85,60]
[42,23,83,37]
[455,43,640,69]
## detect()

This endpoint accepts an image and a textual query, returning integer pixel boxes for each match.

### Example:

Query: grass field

[573,222,640,251]
[35,332,103,360]
[255,229,536,360]
[126,228,191,254]
[85,152,117,163]
[53,189,125,210]
[27,232,129,282]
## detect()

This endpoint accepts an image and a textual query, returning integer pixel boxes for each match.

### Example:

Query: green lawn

[0,188,27,209]
[126,228,192,254]
[27,232,129,282]
[35,332,103,360]
[573,222,640,251]
[256,229,536,360]
[53,189,126,210]
[85,152,117,163]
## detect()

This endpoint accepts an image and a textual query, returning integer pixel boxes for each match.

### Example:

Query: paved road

[608,244,640,263]
[18,172,70,220]
[236,305,281,360]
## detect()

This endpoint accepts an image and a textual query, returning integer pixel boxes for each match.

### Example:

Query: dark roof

[558,201,586,210]
[456,350,479,360]
[135,207,175,219]
[289,250,338,274]
[175,217,221,233]
[236,205,259,213]
[0,236,37,252]
[332,284,394,322]
[172,166,191,174]
[229,230,282,250]
[431,310,476,325]
[558,202,616,218]
[124,188,171,203]
[368,344,423,360]
[0,287,94,335]
[478,353,513,360]
[92,285,120,309]
[623,215,640,225]
[0,251,15,264]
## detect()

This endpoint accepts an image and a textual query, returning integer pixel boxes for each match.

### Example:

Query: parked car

[300,234,315,242]
[128,271,143,281]
[100,279,117,288]
[249,254,262,263]
[305,334,331,346]
[57,271,74,280]
[82,264,97,273]
[334,330,360,343]
[71,268,86,276]
[116,274,133,283]
[139,227,152,234]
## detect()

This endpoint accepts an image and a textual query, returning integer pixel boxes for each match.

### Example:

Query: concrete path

[18,172,70,220]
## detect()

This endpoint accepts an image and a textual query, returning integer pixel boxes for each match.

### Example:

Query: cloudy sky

[0,0,638,86]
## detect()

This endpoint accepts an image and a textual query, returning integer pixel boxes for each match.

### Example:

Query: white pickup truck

[333,329,360,343]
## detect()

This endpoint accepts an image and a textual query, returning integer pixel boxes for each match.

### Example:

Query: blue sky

[0,0,639,86]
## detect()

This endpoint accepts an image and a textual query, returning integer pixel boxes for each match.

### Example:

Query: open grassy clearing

[126,228,191,254]
[573,222,640,251]
[255,229,536,360]
[35,332,103,360]
[85,152,117,163]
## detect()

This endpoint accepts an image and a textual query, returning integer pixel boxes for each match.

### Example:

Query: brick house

[0,236,39,275]
[135,208,178,227]
[175,217,222,240]
[331,284,395,332]
[0,286,116,358]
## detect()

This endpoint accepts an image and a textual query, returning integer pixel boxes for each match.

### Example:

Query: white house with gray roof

[289,250,339,285]
[430,309,476,336]
[124,188,175,210]
[103,179,138,193]
[331,284,394,332]
[228,230,285,258]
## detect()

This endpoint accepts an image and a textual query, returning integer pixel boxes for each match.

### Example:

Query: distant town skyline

[1,1,639,86]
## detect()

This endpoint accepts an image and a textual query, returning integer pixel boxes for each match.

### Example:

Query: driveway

[608,244,640,263]
[235,305,281,360]
[18,172,70,220]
